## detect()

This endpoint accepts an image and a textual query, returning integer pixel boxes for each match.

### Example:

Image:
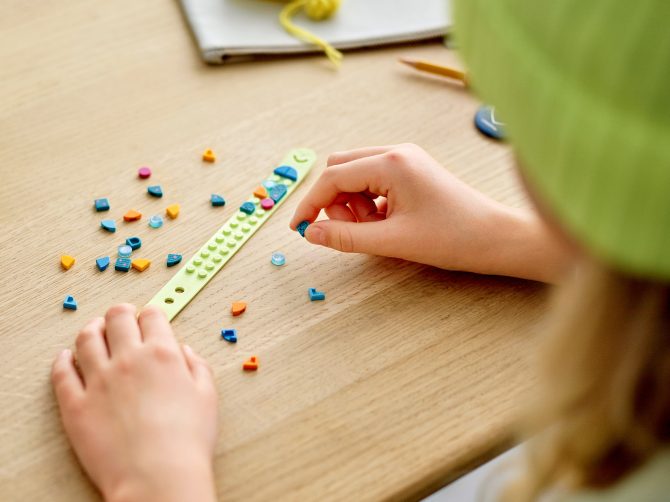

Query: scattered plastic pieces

[296,220,310,237]
[271,252,286,266]
[101,219,116,233]
[221,329,237,343]
[126,236,142,250]
[166,204,180,219]
[118,245,133,258]
[123,209,142,222]
[115,257,131,272]
[308,288,325,301]
[274,165,298,181]
[147,185,163,198]
[202,149,216,163]
[149,215,164,228]
[242,356,259,371]
[269,184,288,202]
[253,186,268,199]
[96,256,110,272]
[131,258,151,272]
[63,295,77,311]
[239,201,256,215]
[166,253,182,267]
[211,194,225,207]
[260,198,275,210]
[231,301,247,316]
[60,255,75,270]
[94,198,110,212]
[138,166,152,179]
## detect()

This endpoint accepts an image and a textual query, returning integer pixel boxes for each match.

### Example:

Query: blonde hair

[506,258,670,500]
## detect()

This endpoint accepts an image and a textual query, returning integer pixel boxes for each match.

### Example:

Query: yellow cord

[278,0,343,68]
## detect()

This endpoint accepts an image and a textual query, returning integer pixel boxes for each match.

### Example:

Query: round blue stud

[149,215,164,228]
[118,245,133,258]
[474,105,506,141]
[271,252,286,267]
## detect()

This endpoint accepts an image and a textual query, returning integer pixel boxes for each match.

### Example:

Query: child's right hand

[290,144,573,283]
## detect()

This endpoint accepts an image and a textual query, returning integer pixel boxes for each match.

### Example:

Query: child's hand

[51,304,218,502]
[291,144,573,283]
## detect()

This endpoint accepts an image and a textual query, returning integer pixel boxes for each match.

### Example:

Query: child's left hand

[51,304,218,502]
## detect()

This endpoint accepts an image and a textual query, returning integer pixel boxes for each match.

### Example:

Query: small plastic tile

[240,201,256,215]
[269,184,288,203]
[167,253,182,267]
[308,288,326,301]
[296,220,310,237]
[131,258,151,272]
[211,194,226,207]
[221,329,237,343]
[94,198,110,212]
[231,301,247,316]
[126,236,142,250]
[274,165,298,181]
[262,180,276,190]
[138,166,152,179]
[202,149,216,163]
[96,256,110,272]
[118,245,133,258]
[149,215,164,228]
[253,186,268,199]
[260,197,275,210]
[101,219,116,233]
[147,185,163,198]
[63,295,77,311]
[115,257,131,272]
[271,252,286,266]
[243,356,258,371]
[123,209,142,222]
[60,255,75,270]
[166,204,180,219]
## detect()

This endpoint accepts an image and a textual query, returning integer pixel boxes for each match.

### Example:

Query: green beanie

[453,0,670,279]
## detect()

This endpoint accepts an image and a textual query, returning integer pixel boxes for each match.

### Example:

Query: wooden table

[0,1,547,500]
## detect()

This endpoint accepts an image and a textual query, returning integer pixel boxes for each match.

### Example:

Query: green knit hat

[453,0,670,279]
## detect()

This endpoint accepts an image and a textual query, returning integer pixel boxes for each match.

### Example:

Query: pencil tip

[398,57,415,67]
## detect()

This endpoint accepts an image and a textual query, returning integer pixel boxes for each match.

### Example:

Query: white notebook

[179,0,451,64]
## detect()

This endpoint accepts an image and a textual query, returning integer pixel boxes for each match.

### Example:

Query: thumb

[305,219,392,255]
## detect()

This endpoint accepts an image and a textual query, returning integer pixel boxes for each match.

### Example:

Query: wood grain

[0,0,548,500]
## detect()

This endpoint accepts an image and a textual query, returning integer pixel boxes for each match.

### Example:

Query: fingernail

[308,226,325,245]
[61,349,72,359]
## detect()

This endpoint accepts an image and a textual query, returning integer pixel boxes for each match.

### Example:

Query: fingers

[348,193,384,222]
[52,349,84,405]
[327,145,397,167]
[305,219,395,255]
[75,317,108,379]
[181,345,214,387]
[104,304,142,357]
[324,203,356,222]
[138,305,177,348]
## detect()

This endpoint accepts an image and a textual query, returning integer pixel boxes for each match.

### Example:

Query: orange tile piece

[131,258,151,272]
[123,209,142,222]
[253,186,268,199]
[243,356,258,371]
[60,255,75,270]
[166,204,180,219]
[231,301,247,316]
[202,149,216,163]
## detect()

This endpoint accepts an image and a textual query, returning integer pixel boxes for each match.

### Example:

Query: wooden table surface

[0,1,547,500]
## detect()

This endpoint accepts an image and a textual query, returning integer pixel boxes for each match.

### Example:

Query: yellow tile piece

[166,204,180,219]
[60,255,75,270]
[202,149,216,163]
[131,258,151,272]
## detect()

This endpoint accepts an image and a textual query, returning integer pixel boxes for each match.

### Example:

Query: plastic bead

[240,201,256,215]
[269,184,287,202]
[211,194,226,207]
[243,356,258,371]
[221,329,237,343]
[123,209,142,222]
[166,204,180,219]
[149,215,164,228]
[63,295,78,311]
[271,252,286,266]
[274,165,298,181]
[167,254,182,267]
[253,186,268,199]
[308,288,325,301]
[115,257,131,272]
[147,185,163,198]
[126,236,142,250]
[260,198,275,210]
[118,245,133,258]
[94,198,110,212]
[60,255,75,270]
[296,220,309,237]
[96,256,110,272]
[202,149,216,163]
[231,301,247,316]
[138,166,152,179]
[100,219,116,232]
[131,258,151,272]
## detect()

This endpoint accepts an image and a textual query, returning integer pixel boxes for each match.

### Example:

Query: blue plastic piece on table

[211,194,226,207]
[269,183,288,203]
[308,288,326,301]
[271,252,286,266]
[94,198,110,212]
[63,295,78,310]
[96,256,110,272]
[147,185,163,198]
[221,329,237,343]
[262,180,276,190]
[149,215,163,228]
[115,257,131,272]
[167,253,182,267]
[100,219,116,232]
[296,220,309,237]
[474,105,506,141]
[273,165,298,181]
[118,245,132,258]
[126,236,142,250]
[239,201,256,215]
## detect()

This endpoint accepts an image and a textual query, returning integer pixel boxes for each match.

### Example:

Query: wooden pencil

[399,57,468,86]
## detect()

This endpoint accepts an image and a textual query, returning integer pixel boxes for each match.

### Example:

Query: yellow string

[278,0,343,68]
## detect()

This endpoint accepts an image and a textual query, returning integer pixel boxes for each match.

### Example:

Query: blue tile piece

[262,180,276,190]
[296,220,309,237]
[115,257,131,272]
[269,183,287,203]
[126,236,142,250]
[211,194,226,207]
[308,288,325,301]
[474,105,506,141]
[149,215,163,228]
[239,201,256,215]
[221,329,237,343]
[94,198,110,212]
[271,252,286,266]
[96,256,110,271]
[147,185,163,198]
[273,165,298,181]
[118,245,132,258]
[63,295,78,310]
[100,219,116,232]
[167,253,182,267]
